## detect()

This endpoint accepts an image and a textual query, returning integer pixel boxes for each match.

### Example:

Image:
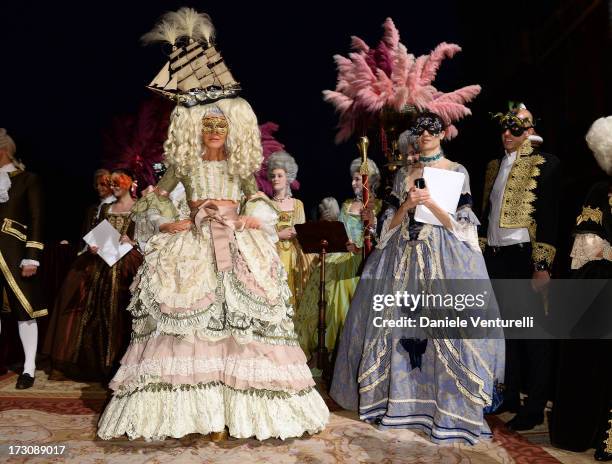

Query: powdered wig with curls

[267,151,299,183]
[163,97,263,180]
[319,197,340,221]
[585,116,612,176]
[398,129,419,155]
[0,128,25,170]
[350,157,381,192]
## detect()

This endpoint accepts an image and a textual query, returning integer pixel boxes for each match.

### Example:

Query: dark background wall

[1,1,610,273]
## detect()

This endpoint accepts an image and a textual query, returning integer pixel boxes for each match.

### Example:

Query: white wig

[398,129,418,154]
[163,97,263,180]
[0,128,25,170]
[586,116,612,176]
[319,197,340,221]
[350,157,381,192]
[267,151,299,183]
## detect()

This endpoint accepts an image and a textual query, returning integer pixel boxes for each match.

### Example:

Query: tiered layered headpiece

[142,8,240,107]
[323,18,481,142]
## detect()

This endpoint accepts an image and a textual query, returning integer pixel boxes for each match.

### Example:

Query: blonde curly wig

[585,116,612,176]
[163,97,263,180]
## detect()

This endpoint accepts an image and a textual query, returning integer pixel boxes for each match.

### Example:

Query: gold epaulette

[576,206,603,226]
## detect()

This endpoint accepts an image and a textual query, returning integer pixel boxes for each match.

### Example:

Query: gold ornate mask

[202,117,229,135]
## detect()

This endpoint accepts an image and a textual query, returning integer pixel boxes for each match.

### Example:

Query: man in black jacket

[479,105,560,431]
[0,128,46,389]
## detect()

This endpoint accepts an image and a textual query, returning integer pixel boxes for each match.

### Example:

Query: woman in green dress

[296,158,381,360]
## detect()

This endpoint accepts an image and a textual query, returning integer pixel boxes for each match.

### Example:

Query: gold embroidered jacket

[479,143,560,268]
[0,170,47,318]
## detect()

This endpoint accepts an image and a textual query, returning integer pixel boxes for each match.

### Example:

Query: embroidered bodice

[103,205,133,236]
[157,159,254,202]
[274,199,305,251]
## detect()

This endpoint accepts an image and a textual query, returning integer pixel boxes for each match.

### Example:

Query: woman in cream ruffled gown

[97,97,329,441]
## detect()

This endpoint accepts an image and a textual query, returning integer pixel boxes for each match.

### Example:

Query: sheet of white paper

[414,166,465,226]
[83,219,133,267]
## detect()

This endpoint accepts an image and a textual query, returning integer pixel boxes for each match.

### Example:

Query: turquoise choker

[419,151,444,165]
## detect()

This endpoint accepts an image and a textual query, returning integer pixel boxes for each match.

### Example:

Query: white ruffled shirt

[0,163,39,268]
[97,195,116,219]
[0,162,15,203]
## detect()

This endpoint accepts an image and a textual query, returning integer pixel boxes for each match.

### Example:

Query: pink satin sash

[192,201,244,272]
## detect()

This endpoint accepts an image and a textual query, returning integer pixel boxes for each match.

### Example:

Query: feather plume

[141,19,180,45]
[323,18,481,142]
[351,36,369,52]
[103,97,173,192]
[141,8,215,46]
[382,17,400,49]
[175,7,214,42]
[419,43,461,85]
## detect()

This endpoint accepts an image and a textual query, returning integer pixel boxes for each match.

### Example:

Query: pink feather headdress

[323,18,481,142]
[256,122,300,196]
[102,96,173,192]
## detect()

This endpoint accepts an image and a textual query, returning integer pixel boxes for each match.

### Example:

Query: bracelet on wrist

[534,262,550,272]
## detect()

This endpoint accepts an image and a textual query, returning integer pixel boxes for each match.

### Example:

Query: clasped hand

[346,241,361,254]
[278,226,296,240]
[360,205,374,223]
[159,219,192,234]
[403,186,433,210]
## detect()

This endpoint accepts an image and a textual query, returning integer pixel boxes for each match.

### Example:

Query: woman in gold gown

[267,151,312,308]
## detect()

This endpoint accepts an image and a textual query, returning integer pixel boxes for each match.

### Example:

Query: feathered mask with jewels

[491,102,535,136]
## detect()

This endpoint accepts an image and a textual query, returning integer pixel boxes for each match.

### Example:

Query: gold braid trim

[533,242,556,266]
[433,339,490,407]
[482,159,500,213]
[1,218,27,242]
[25,241,44,250]
[576,206,603,226]
[499,145,545,230]
[0,250,47,318]
[478,237,487,252]
[605,409,612,453]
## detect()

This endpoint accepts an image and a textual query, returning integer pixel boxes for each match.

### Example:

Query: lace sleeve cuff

[570,233,608,269]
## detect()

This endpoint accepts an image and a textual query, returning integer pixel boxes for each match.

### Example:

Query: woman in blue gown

[330,112,504,444]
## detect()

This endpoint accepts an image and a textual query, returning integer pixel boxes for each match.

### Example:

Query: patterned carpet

[0,371,598,463]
